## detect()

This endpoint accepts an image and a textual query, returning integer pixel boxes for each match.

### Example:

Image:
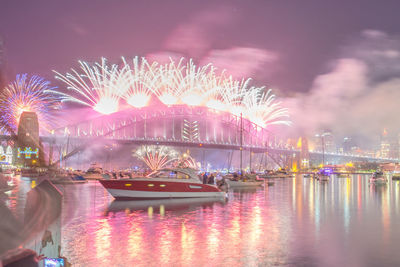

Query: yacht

[224,174,264,188]
[99,168,226,199]
[83,163,104,180]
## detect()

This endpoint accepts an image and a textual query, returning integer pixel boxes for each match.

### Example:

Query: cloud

[201,47,279,78]
[148,7,279,80]
[62,20,87,36]
[163,7,235,58]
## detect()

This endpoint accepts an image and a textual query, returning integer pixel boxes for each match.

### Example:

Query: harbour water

[3,175,400,267]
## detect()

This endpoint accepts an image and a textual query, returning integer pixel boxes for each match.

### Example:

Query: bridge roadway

[36,135,398,163]
[1,133,397,163]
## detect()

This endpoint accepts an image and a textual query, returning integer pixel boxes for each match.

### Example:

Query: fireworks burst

[174,154,200,169]
[0,74,59,133]
[119,57,159,108]
[242,89,291,128]
[54,57,291,128]
[53,58,122,115]
[134,145,178,171]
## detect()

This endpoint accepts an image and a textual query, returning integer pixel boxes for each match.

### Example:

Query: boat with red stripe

[99,168,226,199]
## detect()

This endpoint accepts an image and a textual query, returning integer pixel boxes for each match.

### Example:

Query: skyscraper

[380,128,390,158]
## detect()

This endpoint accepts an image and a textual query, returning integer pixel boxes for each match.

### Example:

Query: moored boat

[392,172,400,181]
[99,168,226,199]
[369,171,387,184]
[21,168,40,178]
[264,170,294,178]
[224,174,264,188]
[316,173,330,181]
[83,163,104,180]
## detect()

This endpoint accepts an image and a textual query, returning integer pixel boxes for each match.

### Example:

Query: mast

[321,135,325,167]
[240,113,243,175]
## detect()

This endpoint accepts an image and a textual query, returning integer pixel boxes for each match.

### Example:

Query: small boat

[225,174,264,188]
[99,168,226,199]
[0,185,16,193]
[316,173,330,181]
[303,173,313,178]
[21,168,40,178]
[0,174,15,192]
[83,163,104,180]
[392,173,400,181]
[369,171,387,184]
[337,173,350,178]
[264,170,294,179]
[52,175,88,184]
[2,169,13,175]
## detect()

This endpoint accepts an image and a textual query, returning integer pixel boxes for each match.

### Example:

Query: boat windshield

[148,170,191,179]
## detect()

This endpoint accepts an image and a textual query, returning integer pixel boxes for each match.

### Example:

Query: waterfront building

[0,145,13,166]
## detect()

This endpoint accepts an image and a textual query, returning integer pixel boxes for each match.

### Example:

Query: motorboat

[52,176,87,184]
[369,171,387,184]
[224,174,264,188]
[316,170,330,181]
[316,173,330,181]
[1,169,13,175]
[0,174,15,193]
[21,168,40,178]
[303,173,313,178]
[336,173,351,178]
[99,168,226,199]
[263,170,294,178]
[392,172,400,181]
[83,163,104,180]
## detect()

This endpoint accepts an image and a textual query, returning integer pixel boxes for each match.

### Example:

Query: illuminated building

[314,130,336,153]
[17,111,42,166]
[0,145,13,166]
[343,137,352,153]
[380,128,390,158]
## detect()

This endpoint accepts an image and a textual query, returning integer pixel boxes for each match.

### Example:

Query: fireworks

[0,74,59,133]
[53,58,122,115]
[119,57,159,108]
[134,145,178,171]
[53,57,291,128]
[174,154,200,169]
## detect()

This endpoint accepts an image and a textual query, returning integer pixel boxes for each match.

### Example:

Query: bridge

[36,105,395,168]
[1,105,396,169]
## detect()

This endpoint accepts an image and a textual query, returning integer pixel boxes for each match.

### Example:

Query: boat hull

[99,179,225,199]
[84,174,104,180]
[225,179,264,188]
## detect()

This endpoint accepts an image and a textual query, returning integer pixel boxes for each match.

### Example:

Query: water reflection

[3,175,400,266]
[107,197,226,215]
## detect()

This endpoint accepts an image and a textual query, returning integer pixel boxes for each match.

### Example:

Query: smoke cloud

[285,29,400,143]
